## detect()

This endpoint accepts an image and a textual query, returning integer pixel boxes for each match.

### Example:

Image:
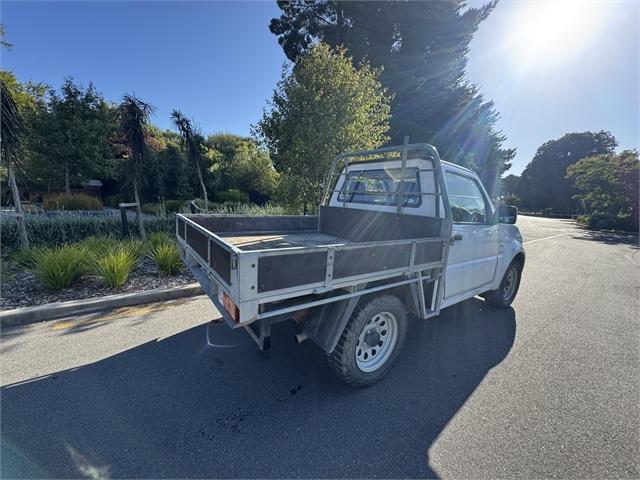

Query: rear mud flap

[302,295,360,353]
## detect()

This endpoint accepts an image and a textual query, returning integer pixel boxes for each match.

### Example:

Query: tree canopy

[269,0,514,192]
[567,150,639,228]
[205,133,278,203]
[516,131,617,213]
[254,43,390,211]
[32,78,114,193]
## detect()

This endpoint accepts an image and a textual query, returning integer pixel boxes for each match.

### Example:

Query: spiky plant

[170,110,209,210]
[1,78,29,247]
[147,242,182,276]
[116,94,156,239]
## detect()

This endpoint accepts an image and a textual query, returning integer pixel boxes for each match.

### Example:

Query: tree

[567,150,639,228]
[0,71,49,191]
[254,43,390,212]
[205,133,278,203]
[499,173,520,207]
[171,110,209,209]
[1,78,29,247]
[34,78,114,193]
[116,94,155,239]
[269,1,514,192]
[160,141,192,200]
[517,131,617,213]
[501,174,519,197]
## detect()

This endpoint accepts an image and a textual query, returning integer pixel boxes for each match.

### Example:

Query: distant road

[2,216,638,479]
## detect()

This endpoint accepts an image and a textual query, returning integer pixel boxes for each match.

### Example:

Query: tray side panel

[258,251,327,293]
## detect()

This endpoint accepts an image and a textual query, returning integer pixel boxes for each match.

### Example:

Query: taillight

[222,292,239,323]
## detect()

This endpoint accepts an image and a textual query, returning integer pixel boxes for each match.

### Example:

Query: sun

[507,0,609,70]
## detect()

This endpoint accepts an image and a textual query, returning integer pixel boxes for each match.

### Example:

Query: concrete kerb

[0,283,204,327]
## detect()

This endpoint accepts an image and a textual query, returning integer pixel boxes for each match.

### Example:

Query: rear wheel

[327,294,407,387]
[484,261,522,308]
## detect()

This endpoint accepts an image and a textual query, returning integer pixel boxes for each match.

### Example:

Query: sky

[1,1,638,175]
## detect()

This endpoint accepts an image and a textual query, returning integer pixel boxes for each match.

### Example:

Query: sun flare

[507,0,609,70]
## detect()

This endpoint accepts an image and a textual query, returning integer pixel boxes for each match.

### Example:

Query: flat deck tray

[218,231,353,251]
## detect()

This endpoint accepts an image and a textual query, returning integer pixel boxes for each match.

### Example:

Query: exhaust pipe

[295,332,309,344]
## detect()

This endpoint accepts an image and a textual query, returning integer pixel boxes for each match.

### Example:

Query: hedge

[1,214,175,250]
[576,213,636,232]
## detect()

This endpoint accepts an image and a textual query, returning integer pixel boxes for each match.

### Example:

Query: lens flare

[506,0,609,70]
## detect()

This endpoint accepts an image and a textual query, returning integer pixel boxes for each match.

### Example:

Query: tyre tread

[327,294,406,387]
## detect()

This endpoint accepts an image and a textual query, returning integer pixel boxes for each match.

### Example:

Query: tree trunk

[64,162,71,195]
[196,165,209,210]
[630,204,639,232]
[133,178,146,240]
[8,157,29,248]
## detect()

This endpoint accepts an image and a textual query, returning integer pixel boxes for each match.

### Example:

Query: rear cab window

[338,168,422,208]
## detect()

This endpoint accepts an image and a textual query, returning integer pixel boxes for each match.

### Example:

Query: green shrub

[576,214,589,226]
[91,244,140,288]
[79,236,119,256]
[43,193,103,211]
[214,189,249,204]
[148,242,182,276]
[142,200,185,216]
[593,213,631,231]
[163,199,185,213]
[1,214,176,249]
[146,231,173,250]
[30,245,88,290]
[12,246,46,268]
[141,202,160,215]
[123,239,147,260]
[579,213,633,231]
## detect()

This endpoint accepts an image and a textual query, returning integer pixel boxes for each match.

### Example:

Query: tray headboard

[319,206,443,242]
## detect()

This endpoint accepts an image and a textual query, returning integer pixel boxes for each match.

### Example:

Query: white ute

[178,141,525,386]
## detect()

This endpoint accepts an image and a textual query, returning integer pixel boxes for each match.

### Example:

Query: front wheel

[484,261,522,308]
[327,294,407,387]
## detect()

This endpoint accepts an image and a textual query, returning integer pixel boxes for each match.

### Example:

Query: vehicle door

[443,169,499,299]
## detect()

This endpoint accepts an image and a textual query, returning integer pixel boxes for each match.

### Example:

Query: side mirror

[497,205,518,224]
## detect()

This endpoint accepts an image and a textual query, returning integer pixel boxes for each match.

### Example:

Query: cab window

[338,168,421,208]
[444,172,489,224]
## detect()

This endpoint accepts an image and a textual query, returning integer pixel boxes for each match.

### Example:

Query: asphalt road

[1,216,638,479]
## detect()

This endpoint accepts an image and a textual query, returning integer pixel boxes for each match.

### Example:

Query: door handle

[450,233,463,245]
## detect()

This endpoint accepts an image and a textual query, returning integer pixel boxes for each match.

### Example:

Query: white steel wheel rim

[355,311,398,373]
[502,266,518,301]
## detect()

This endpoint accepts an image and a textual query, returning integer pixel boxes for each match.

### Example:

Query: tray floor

[218,231,353,251]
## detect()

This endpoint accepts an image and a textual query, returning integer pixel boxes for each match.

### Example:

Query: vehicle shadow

[1,298,516,479]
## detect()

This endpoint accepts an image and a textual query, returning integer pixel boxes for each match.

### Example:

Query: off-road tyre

[484,260,523,308]
[327,294,407,387]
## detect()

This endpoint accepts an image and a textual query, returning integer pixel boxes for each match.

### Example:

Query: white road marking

[523,233,569,245]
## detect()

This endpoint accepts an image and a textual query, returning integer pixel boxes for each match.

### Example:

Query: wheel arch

[302,280,410,354]
[512,250,525,269]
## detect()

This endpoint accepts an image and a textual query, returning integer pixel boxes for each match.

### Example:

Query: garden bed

[1,257,195,311]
